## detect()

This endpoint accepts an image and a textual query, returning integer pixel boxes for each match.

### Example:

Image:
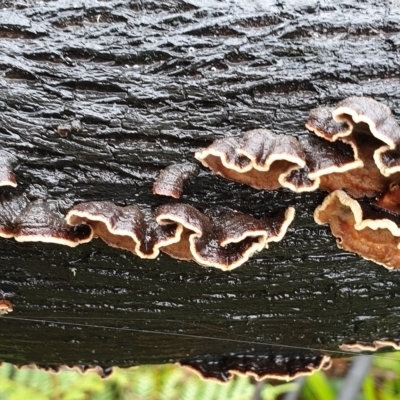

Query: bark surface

[1,0,400,370]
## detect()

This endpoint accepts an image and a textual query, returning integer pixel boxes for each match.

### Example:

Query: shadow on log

[1,0,400,378]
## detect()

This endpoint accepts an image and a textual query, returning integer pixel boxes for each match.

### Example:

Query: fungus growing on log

[66,201,294,270]
[0,299,12,315]
[65,202,181,258]
[0,151,17,188]
[314,190,400,269]
[14,364,113,379]
[282,135,363,193]
[178,353,331,383]
[306,107,352,140]
[153,163,199,198]
[375,184,400,215]
[195,129,306,190]
[307,97,400,178]
[0,195,92,246]
[339,340,400,353]
[156,204,295,271]
[195,128,363,193]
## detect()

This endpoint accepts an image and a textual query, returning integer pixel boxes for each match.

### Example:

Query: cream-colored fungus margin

[328,97,400,177]
[65,201,295,271]
[340,340,400,353]
[156,204,295,271]
[66,202,182,259]
[314,190,400,269]
[195,128,363,193]
[0,196,93,247]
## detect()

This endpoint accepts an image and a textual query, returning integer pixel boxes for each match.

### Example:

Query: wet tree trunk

[1,0,400,375]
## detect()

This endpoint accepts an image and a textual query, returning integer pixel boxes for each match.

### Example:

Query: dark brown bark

[1,0,400,373]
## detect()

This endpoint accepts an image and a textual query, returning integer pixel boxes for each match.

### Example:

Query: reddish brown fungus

[156,203,295,271]
[195,129,306,190]
[153,163,199,198]
[314,190,400,269]
[66,202,181,258]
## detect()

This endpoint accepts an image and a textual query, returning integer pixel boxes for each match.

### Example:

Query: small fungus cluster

[1,96,400,271]
[196,97,400,270]
[179,353,331,383]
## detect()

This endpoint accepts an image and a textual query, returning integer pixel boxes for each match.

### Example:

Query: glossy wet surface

[1,0,400,368]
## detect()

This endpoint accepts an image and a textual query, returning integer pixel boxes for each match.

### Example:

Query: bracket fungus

[0,195,92,246]
[282,135,363,193]
[153,163,199,198]
[195,129,306,190]
[65,202,181,258]
[195,128,363,193]
[307,97,400,179]
[156,204,295,271]
[178,353,331,383]
[0,151,17,188]
[66,201,294,271]
[314,190,400,269]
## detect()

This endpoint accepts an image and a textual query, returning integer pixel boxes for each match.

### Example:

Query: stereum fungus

[195,96,400,269]
[0,195,92,246]
[66,201,295,271]
[308,97,400,269]
[178,353,332,383]
[153,163,199,199]
[195,128,363,194]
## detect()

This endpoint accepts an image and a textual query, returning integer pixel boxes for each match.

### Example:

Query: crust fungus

[194,129,306,190]
[0,196,92,246]
[65,202,182,258]
[178,354,331,383]
[14,364,113,378]
[0,299,13,315]
[282,135,363,193]
[339,340,400,353]
[195,128,364,194]
[0,151,17,188]
[156,204,295,271]
[314,190,400,269]
[153,163,199,198]
[307,97,400,179]
[13,201,93,246]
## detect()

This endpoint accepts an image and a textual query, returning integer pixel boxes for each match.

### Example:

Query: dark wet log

[1,0,400,375]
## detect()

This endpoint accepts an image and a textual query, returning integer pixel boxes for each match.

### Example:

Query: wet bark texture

[1,0,400,370]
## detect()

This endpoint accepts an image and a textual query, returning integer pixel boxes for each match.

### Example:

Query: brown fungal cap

[0,299,13,315]
[375,184,400,215]
[153,163,199,199]
[178,353,331,383]
[13,200,93,247]
[156,203,295,271]
[0,150,17,187]
[331,97,400,177]
[306,106,352,141]
[282,135,363,193]
[195,129,305,190]
[314,190,400,269]
[66,201,181,258]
